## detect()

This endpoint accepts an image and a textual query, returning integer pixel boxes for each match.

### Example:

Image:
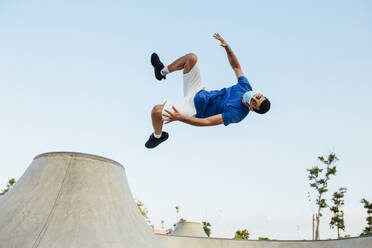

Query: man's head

[242,91,271,114]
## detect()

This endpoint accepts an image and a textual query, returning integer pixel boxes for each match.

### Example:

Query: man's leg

[151,104,164,135]
[162,53,203,98]
[148,53,198,136]
[166,53,198,74]
[146,53,199,148]
[145,104,169,149]
[151,53,198,80]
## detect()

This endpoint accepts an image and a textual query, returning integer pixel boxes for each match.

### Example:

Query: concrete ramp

[0,152,165,248]
[172,220,207,237]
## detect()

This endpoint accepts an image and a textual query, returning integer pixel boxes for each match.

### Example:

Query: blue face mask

[243,91,256,105]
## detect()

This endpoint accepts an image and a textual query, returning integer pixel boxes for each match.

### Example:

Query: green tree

[0,178,16,196]
[329,187,347,238]
[234,229,249,239]
[136,200,151,224]
[202,221,211,237]
[307,153,338,240]
[360,198,372,236]
[258,237,270,240]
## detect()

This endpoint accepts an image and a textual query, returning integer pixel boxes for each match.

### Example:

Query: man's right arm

[162,106,224,127]
[178,114,224,127]
[213,33,243,79]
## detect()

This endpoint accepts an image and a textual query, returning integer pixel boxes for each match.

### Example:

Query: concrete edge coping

[34,152,124,169]
[177,221,202,224]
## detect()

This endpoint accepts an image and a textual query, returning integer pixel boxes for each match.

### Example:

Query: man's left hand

[163,106,184,124]
[213,33,228,47]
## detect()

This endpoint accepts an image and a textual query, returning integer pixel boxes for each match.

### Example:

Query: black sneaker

[145,131,169,149]
[151,53,166,81]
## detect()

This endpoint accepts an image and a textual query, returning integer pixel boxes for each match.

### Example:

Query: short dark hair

[255,98,271,114]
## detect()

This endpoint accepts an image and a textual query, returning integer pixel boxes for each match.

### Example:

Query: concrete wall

[157,234,372,248]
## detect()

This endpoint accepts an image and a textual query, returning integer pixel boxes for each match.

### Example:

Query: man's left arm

[213,33,244,79]
[163,107,224,127]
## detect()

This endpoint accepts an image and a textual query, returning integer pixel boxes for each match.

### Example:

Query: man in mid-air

[145,33,271,148]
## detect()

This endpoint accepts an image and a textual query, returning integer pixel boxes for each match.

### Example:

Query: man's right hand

[213,33,228,47]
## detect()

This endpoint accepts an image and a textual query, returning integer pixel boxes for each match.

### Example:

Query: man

[145,33,271,149]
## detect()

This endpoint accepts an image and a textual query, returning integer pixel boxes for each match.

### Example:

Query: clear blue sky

[1,0,371,240]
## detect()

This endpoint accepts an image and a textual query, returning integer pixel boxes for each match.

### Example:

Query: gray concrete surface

[0,152,165,248]
[157,234,372,248]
